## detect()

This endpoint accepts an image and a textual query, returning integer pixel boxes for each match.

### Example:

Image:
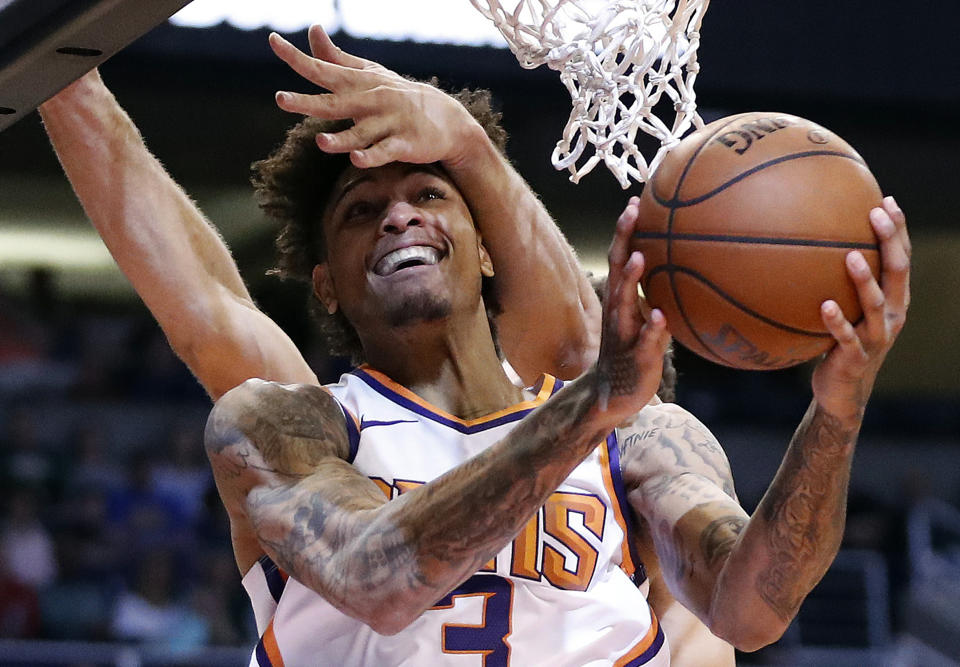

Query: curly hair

[251,81,508,362]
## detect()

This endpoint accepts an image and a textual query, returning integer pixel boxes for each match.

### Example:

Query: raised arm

[621,198,910,651]
[39,72,316,399]
[268,26,601,383]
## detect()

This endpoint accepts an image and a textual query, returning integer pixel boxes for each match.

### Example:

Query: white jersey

[243,366,668,667]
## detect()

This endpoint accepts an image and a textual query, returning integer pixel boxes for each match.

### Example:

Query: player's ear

[477,237,495,278]
[312,263,338,314]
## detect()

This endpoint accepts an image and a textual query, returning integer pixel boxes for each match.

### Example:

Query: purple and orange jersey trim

[259,554,289,604]
[601,432,646,583]
[316,385,363,462]
[616,610,666,666]
[351,366,561,434]
[255,619,285,667]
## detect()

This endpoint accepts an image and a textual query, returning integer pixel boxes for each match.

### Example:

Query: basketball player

[39,25,732,664]
[38,25,910,665]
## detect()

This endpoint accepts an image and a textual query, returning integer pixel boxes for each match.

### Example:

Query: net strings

[470,0,710,187]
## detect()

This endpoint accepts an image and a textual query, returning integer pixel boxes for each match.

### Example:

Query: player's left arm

[267,26,601,383]
[622,198,910,651]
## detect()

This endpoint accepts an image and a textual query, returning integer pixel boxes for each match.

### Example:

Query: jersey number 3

[431,574,513,666]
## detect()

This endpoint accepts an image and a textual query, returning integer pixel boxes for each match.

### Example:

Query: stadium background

[1,1,958,664]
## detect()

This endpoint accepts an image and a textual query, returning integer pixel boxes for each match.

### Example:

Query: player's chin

[384,292,453,328]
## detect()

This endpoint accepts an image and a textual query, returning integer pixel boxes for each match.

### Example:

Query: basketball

[633,112,882,370]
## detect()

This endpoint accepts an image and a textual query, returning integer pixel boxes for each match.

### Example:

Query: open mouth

[373,245,443,276]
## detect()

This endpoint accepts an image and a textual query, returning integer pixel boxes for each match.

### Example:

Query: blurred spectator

[188,549,251,646]
[55,486,124,584]
[0,489,58,589]
[122,320,206,402]
[107,453,188,553]
[0,278,50,363]
[111,550,207,650]
[0,557,40,638]
[65,423,128,495]
[150,422,211,525]
[0,407,63,497]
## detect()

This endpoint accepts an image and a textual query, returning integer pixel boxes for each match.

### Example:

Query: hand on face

[595,197,672,419]
[268,26,480,170]
[812,196,910,423]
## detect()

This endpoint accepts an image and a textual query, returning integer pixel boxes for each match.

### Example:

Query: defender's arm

[39,72,317,399]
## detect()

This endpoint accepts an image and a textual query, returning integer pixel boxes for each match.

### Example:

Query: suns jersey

[243,367,668,667]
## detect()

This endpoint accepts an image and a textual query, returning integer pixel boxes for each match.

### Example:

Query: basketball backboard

[0,0,192,132]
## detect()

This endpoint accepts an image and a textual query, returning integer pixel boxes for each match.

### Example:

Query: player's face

[315,163,493,334]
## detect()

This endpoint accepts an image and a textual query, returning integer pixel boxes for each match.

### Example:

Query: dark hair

[589,275,678,402]
[251,81,508,362]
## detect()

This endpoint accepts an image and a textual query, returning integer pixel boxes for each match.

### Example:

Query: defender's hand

[268,25,481,170]
[812,197,910,423]
[596,197,671,418]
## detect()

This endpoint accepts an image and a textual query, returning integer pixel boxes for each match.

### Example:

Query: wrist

[808,398,864,439]
[440,119,496,175]
[39,69,106,114]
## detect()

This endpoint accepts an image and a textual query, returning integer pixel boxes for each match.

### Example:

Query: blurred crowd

[1,268,957,656]
[0,271,252,649]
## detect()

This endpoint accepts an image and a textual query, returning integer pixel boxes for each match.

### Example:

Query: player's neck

[360,308,524,419]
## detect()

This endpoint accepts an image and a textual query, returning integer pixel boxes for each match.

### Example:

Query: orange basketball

[633,112,882,370]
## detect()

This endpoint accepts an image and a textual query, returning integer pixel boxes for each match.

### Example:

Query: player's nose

[380,200,422,234]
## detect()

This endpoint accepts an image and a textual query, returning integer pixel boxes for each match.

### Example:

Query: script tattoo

[757,404,856,621]
[621,406,736,500]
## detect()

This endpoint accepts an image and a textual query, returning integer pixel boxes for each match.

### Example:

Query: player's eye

[344,200,375,221]
[417,186,446,203]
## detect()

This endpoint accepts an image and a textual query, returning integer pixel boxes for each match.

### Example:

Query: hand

[595,197,671,417]
[268,25,482,169]
[812,196,910,423]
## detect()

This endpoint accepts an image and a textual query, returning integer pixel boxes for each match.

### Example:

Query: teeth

[375,246,441,276]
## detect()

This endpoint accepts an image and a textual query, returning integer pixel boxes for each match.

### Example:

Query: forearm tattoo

[210,375,618,619]
[756,403,857,621]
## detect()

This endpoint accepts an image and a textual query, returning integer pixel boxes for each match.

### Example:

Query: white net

[470,0,710,187]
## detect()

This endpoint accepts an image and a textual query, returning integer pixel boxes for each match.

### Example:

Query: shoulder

[617,403,736,501]
[206,379,352,469]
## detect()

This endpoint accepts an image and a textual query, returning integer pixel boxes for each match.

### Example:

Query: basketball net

[469,0,710,187]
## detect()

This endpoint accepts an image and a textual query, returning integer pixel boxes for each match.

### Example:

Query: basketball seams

[646,265,834,339]
[660,114,753,366]
[634,231,879,251]
[637,112,880,370]
[652,151,870,209]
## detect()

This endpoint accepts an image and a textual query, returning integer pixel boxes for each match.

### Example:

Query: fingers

[845,250,886,344]
[315,117,391,154]
[307,24,371,69]
[611,252,645,340]
[821,299,865,359]
[872,197,911,317]
[351,135,412,169]
[269,32,360,92]
[606,196,641,288]
[275,89,370,120]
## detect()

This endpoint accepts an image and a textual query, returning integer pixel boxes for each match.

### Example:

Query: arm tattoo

[215,373,622,627]
[700,515,747,570]
[756,403,857,621]
[621,407,736,500]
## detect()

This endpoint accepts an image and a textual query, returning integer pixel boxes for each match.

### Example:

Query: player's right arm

[206,318,667,634]
[38,71,317,399]
[205,202,670,635]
